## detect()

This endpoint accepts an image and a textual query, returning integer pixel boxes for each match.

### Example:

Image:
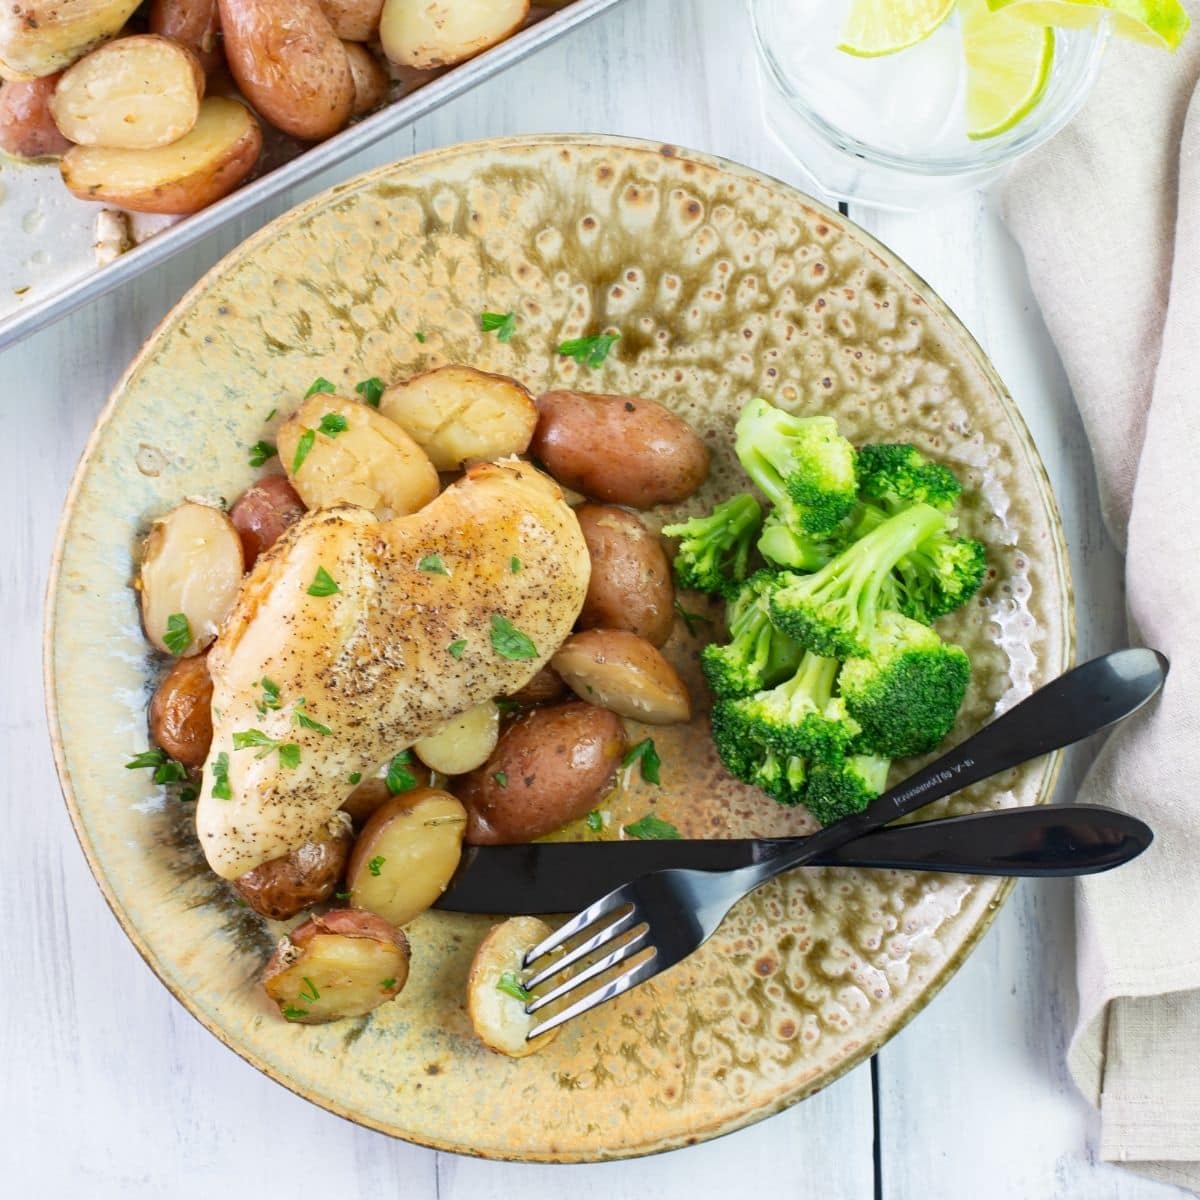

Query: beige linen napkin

[1002,10,1200,1192]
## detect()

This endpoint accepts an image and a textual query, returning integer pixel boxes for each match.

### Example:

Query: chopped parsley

[317,411,348,437]
[418,553,448,575]
[298,977,321,1003]
[493,771,508,788]
[210,752,231,800]
[355,377,385,407]
[510,556,522,573]
[415,331,427,344]
[258,677,282,713]
[367,855,386,877]
[586,810,603,833]
[124,748,188,785]
[179,786,197,804]
[281,1005,309,1021]
[277,743,300,769]
[448,639,467,659]
[386,751,417,794]
[293,699,331,735]
[623,738,661,785]
[248,440,276,468]
[348,772,362,785]
[232,730,300,767]
[265,407,278,422]
[624,813,680,840]
[496,971,531,1002]
[557,332,620,368]
[675,601,709,637]
[292,428,316,473]
[162,612,192,656]
[305,377,336,398]
[307,566,339,597]
[480,310,517,342]
[490,613,537,661]
[494,698,520,714]
[380,976,397,990]
[334,890,352,900]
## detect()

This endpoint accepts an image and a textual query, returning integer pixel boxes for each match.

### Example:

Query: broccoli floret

[662,493,763,596]
[710,701,808,806]
[734,397,857,535]
[757,497,834,571]
[857,443,962,512]
[804,754,891,826]
[838,611,970,757]
[768,503,949,658]
[701,571,802,698]
[720,651,858,763]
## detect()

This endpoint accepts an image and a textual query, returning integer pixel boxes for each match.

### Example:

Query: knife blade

[434,804,1152,913]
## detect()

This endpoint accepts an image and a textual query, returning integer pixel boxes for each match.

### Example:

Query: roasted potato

[532,390,710,508]
[263,908,409,1023]
[345,788,467,926]
[467,916,558,1057]
[149,652,214,767]
[229,474,306,566]
[139,500,244,656]
[507,665,566,707]
[380,0,529,69]
[552,630,691,725]
[218,0,354,141]
[319,0,384,42]
[277,393,439,519]
[61,95,261,213]
[0,76,71,157]
[413,701,500,776]
[575,504,674,646]
[0,0,141,82]
[379,366,537,471]
[343,41,388,116]
[457,702,624,844]
[149,0,224,74]
[234,818,353,920]
[51,36,204,149]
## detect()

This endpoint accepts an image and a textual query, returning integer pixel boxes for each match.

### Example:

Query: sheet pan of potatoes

[131,362,710,1056]
[0,0,627,349]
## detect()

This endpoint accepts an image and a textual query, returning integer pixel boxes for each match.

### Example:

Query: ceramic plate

[45,135,1072,1161]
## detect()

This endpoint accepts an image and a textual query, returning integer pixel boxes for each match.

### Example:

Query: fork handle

[751,648,1168,886]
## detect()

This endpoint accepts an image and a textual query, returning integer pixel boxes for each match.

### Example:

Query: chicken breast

[196,460,589,879]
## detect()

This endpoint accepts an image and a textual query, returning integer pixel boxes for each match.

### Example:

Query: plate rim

[42,131,1076,1162]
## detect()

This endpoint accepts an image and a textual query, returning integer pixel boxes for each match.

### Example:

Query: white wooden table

[0,1,1182,1196]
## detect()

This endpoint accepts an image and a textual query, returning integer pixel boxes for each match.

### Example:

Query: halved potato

[233,817,353,920]
[0,0,141,82]
[380,0,529,69]
[379,366,537,471]
[343,41,388,116]
[413,701,499,776]
[61,95,261,214]
[467,916,558,1057]
[139,500,245,656]
[345,788,467,926]
[277,393,439,519]
[263,909,409,1023]
[51,35,204,149]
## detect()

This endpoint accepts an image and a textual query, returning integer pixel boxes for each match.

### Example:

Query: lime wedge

[987,0,1190,51]
[962,0,1055,139]
[838,0,958,56]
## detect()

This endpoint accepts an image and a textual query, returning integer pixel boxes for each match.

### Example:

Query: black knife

[434,804,1152,913]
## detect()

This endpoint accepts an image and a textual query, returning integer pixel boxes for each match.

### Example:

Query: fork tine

[522,885,632,968]
[526,948,661,1040]
[523,905,638,991]
[525,925,650,1013]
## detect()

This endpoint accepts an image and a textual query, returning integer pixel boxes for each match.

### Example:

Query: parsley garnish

[179,786,197,803]
[318,412,347,437]
[248,440,276,468]
[386,751,417,794]
[292,428,316,473]
[368,855,386,877]
[281,1005,309,1021]
[415,331,427,344]
[124,748,188,785]
[586,810,603,833]
[232,730,300,767]
[496,971,531,1002]
[623,738,661,785]
[259,677,281,711]
[494,698,520,713]
[510,556,522,573]
[162,612,192,656]
[277,744,300,769]
[418,553,448,575]
[448,639,467,659]
[557,332,620,368]
[624,813,680,840]
[380,976,397,989]
[493,771,508,788]
[480,310,517,342]
[490,614,537,661]
[305,377,335,398]
[355,377,385,407]
[675,601,709,637]
[210,752,231,800]
[294,700,331,735]
[307,566,339,597]
[265,407,278,421]
[298,977,321,1003]
[348,772,362,785]
[334,890,352,900]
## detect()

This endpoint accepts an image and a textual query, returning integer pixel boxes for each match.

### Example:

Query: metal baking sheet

[0,0,628,352]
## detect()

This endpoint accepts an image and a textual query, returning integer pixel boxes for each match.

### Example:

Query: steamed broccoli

[734,397,857,535]
[768,503,949,658]
[701,571,802,698]
[662,493,763,596]
[857,443,962,512]
[710,701,809,807]
[757,497,834,571]
[838,611,970,757]
[804,754,891,825]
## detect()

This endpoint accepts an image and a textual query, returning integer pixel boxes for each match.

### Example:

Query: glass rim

[749,3,1110,178]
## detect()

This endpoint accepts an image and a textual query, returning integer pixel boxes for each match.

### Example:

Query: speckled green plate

[44,135,1073,1162]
